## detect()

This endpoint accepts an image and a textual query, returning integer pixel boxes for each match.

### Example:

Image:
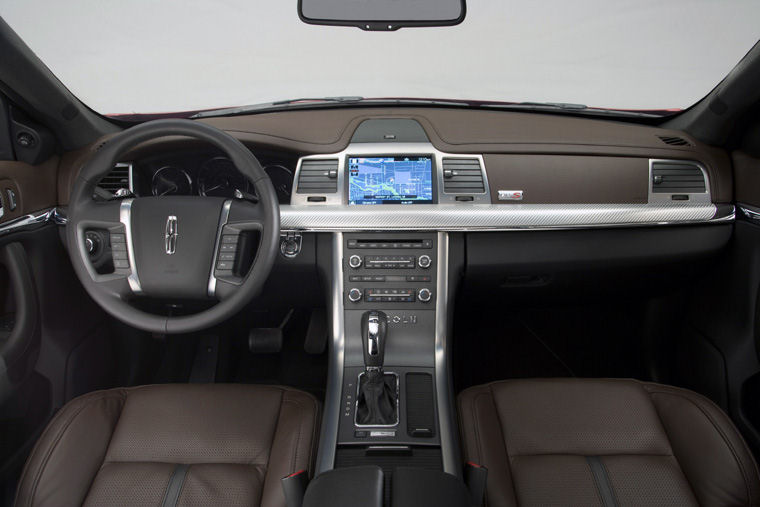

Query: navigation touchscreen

[348,156,434,205]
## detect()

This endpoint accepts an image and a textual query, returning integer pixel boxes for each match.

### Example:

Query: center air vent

[97,163,131,193]
[657,135,692,147]
[296,159,339,194]
[651,160,706,194]
[442,158,485,193]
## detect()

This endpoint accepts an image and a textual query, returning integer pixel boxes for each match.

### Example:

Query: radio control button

[418,255,432,269]
[348,288,363,302]
[348,255,363,268]
[418,288,432,302]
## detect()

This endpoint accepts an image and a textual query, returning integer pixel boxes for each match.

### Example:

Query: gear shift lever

[362,311,387,370]
[356,310,397,426]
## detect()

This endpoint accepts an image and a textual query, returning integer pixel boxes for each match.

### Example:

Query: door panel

[0,157,58,225]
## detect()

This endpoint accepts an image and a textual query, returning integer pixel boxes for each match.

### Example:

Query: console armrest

[392,467,472,507]
[303,466,383,507]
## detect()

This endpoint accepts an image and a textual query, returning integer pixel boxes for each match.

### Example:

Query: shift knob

[361,310,388,369]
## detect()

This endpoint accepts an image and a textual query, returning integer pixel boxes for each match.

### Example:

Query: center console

[339,232,439,445]
[306,119,469,505]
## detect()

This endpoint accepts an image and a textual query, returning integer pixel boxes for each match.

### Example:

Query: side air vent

[442,158,485,193]
[296,159,339,194]
[97,163,131,193]
[651,160,706,194]
[657,135,692,147]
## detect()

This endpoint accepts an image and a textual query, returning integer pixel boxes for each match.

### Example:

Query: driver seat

[15,384,320,507]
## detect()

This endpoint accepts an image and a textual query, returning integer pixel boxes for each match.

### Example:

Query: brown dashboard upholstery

[53,107,733,206]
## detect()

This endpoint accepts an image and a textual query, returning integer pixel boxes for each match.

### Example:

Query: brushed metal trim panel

[207,200,233,297]
[435,232,457,475]
[280,203,721,231]
[315,232,345,473]
[119,199,142,294]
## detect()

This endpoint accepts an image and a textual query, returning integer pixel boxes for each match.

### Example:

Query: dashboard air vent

[296,159,339,194]
[97,163,131,193]
[657,135,692,147]
[651,161,706,194]
[442,158,485,193]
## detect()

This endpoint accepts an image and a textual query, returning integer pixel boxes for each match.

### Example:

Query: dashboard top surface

[58,106,733,231]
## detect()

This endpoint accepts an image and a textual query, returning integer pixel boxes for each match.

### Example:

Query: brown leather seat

[15,384,320,507]
[458,378,760,507]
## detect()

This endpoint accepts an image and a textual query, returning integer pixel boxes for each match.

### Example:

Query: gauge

[198,156,249,198]
[151,166,192,196]
[263,164,294,203]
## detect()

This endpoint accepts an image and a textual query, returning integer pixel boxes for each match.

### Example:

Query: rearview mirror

[298,0,466,31]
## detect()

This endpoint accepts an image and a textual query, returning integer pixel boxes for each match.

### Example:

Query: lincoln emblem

[165,215,178,255]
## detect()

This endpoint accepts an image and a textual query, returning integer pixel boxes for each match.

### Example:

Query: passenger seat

[458,378,760,506]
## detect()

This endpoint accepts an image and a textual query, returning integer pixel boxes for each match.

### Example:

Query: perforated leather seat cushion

[15,384,320,507]
[458,378,760,507]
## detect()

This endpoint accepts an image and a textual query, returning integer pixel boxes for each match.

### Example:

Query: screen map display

[348,156,434,205]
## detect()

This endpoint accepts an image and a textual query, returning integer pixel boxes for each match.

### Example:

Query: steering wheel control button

[219,243,237,252]
[417,288,432,302]
[348,254,363,268]
[418,255,432,269]
[85,231,102,256]
[348,288,363,302]
[218,252,236,261]
[221,235,239,243]
[109,232,129,269]
[216,260,234,271]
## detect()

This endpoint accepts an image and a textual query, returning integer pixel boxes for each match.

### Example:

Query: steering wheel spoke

[92,274,134,299]
[227,199,269,230]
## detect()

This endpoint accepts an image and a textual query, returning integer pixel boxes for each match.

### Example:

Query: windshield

[2,1,759,116]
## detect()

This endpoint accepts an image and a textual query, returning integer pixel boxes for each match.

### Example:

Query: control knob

[348,288,363,302]
[348,255,363,269]
[417,288,432,303]
[418,255,432,269]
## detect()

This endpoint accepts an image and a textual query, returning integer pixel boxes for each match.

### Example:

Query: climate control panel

[343,233,436,309]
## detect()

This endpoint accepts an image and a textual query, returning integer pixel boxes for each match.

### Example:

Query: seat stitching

[259,389,285,505]
[488,384,518,506]
[283,397,305,473]
[470,391,488,466]
[23,391,125,507]
[303,394,320,474]
[647,388,755,505]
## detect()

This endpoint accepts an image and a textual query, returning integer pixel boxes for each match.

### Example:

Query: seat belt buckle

[464,461,488,507]
[281,469,309,507]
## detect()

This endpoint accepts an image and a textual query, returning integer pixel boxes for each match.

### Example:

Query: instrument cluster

[132,151,295,204]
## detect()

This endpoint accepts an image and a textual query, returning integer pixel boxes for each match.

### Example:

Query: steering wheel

[66,119,280,334]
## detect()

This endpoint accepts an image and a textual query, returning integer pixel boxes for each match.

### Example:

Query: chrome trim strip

[647,158,711,205]
[291,142,492,206]
[119,199,142,294]
[435,232,456,475]
[279,203,724,232]
[207,200,233,297]
[316,232,345,474]
[0,208,57,237]
[739,204,760,221]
